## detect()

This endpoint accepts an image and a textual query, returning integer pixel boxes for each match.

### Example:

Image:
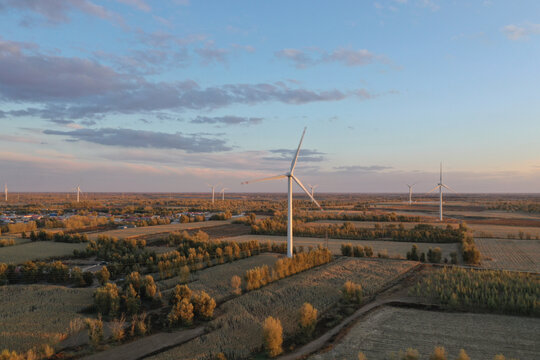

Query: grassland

[476,238,540,272]
[310,306,540,360]
[0,241,87,264]
[158,253,282,300]
[224,234,459,259]
[0,285,94,352]
[149,257,417,360]
[87,220,231,240]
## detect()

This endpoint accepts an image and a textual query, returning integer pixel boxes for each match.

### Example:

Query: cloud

[42,128,232,153]
[0,134,42,144]
[502,23,540,41]
[275,47,390,69]
[264,149,326,163]
[191,116,263,126]
[116,0,150,12]
[0,0,122,26]
[195,42,229,65]
[332,165,393,172]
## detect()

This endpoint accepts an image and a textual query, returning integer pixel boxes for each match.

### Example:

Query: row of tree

[410,267,540,316]
[252,218,468,243]
[0,261,94,286]
[28,230,89,243]
[245,247,332,291]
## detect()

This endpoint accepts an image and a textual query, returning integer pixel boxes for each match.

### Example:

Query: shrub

[342,281,363,304]
[401,348,420,360]
[263,316,283,357]
[456,349,470,360]
[130,313,148,336]
[430,346,447,360]
[298,302,317,339]
[231,275,242,295]
[358,353,367,360]
[85,316,104,348]
[110,315,126,342]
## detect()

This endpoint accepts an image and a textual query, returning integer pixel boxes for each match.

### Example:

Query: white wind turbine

[427,163,456,221]
[208,184,220,204]
[242,127,322,258]
[4,183,7,202]
[308,184,318,198]
[75,185,82,203]
[406,183,416,205]
[220,188,228,201]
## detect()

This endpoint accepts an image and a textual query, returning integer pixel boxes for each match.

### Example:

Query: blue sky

[0,0,539,193]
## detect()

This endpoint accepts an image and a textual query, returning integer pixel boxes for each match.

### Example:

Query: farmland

[476,238,540,272]
[0,285,94,352]
[0,241,87,264]
[309,306,540,360]
[149,258,417,360]
[87,220,232,241]
[225,234,459,260]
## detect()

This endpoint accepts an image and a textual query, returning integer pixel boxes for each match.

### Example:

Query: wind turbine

[242,127,322,258]
[406,183,416,205]
[220,188,228,201]
[308,184,318,198]
[427,163,456,221]
[75,185,82,203]
[208,184,219,204]
[4,183,7,202]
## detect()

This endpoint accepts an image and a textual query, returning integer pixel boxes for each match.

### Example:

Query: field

[476,238,540,272]
[158,253,283,300]
[224,234,459,260]
[0,241,87,264]
[87,220,231,240]
[149,257,417,360]
[309,306,540,360]
[0,285,94,352]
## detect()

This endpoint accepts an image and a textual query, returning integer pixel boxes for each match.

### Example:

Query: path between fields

[82,326,204,360]
[277,265,426,360]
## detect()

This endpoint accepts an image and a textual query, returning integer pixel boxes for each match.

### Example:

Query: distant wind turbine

[75,185,82,203]
[4,183,7,202]
[308,184,318,198]
[242,127,322,258]
[220,188,228,201]
[208,184,219,204]
[427,163,456,221]
[406,183,416,205]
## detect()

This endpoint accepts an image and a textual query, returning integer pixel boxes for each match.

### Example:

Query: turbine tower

[76,185,81,203]
[406,183,416,205]
[242,127,322,258]
[4,183,7,202]
[427,163,456,221]
[220,188,228,201]
[208,184,218,204]
[308,184,318,198]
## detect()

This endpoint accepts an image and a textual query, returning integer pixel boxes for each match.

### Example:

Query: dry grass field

[87,220,231,240]
[224,234,459,260]
[310,306,540,360]
[158,253,282,300]
[149,257,417,360]
[0,285,94,352]
[0,242,87,264]
[476,238,540,272]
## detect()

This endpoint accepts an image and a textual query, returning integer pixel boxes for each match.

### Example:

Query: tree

[298,302,318,339]
[263,316,283,357]
[192,290,216,319]
[342,281,363,304]
[358,353,367,360]
[94,283,120,316]
[83,271,94,286]
[456,349,470,360]
[124,284,141,315]
[96,266,110,285]
[231,275,242,295]
[430,346,447,360]
[402,348,420,360]
[85,316,103,348]
[171,284,192,304]
[143,275,157,299]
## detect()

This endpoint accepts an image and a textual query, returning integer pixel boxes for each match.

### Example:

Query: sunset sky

[0,0,539,193]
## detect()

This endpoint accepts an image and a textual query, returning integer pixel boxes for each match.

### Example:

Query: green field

[0,242,87,264]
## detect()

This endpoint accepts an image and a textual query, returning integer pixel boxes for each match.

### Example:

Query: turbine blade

[241,174,287,185]
[427,185,441,194]
[442,184,458,194]
[290,127,307,174]
[292,175,322,210]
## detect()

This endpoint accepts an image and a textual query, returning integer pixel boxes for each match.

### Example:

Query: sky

[0,0,539,193]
